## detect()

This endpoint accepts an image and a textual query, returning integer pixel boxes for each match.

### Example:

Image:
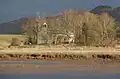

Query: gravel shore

[0,47,120,63]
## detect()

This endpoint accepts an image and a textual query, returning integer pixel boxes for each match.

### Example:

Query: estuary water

[0,61,120,79]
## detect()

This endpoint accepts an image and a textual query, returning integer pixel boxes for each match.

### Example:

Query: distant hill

[91,5,120,22]
[112,7,120,22]
[91,5,113,14]
[0,17,28,34]
[1,5,120,34]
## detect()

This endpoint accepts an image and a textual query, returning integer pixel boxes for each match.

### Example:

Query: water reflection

[0,61,64,65]
[0,61,120,79]
[0,74,120,79]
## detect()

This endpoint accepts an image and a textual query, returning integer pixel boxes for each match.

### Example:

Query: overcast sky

[0,0,120,23]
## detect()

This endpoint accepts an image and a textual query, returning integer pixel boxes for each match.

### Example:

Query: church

[37,22,49,45]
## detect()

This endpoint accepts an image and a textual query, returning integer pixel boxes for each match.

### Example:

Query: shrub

[10,38,21,46]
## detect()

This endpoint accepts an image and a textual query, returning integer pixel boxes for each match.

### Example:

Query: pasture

[0,34,25,48]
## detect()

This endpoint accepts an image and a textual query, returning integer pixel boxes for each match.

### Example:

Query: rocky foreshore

[0,47,120,64]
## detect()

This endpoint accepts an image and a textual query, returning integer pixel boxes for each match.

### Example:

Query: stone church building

[37,22,49,45]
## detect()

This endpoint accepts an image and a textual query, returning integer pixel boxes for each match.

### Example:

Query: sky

[0,0,120,23]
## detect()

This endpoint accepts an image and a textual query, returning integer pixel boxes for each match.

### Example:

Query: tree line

[22,9,118,47]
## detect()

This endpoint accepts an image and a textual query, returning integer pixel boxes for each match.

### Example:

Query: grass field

[0,35,120,62]
[0,34,25,47]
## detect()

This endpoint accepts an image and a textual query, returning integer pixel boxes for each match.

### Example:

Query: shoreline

[0,60,120,75]
[0,47,120,64]
[0,47,120,75]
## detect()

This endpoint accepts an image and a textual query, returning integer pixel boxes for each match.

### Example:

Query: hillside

[0,5,120,34]
[91,5,120,22]
[0,17,28,34]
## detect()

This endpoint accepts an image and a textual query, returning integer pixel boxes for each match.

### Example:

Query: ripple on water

[0,73,120,79]
[0,61,120,79]
[0,61,64,65]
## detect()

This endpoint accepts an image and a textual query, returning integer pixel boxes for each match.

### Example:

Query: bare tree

[22,9,117,47]
[22,19,39,44]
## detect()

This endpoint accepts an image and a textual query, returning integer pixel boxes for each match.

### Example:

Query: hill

[0,17,28,34]
[91,5,120,22]
[0,5,120,34]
